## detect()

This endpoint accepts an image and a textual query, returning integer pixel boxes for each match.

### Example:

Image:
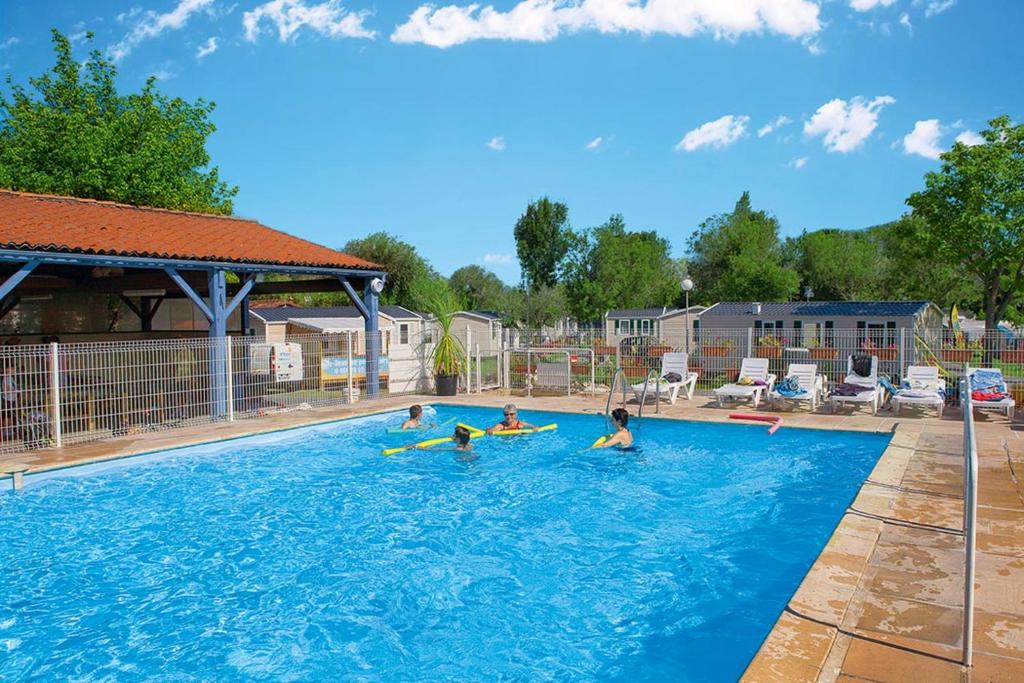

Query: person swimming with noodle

[593,408,634,449]
[486,403,535,434]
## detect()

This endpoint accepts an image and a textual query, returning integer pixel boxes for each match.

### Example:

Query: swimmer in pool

[594,408,634,449]
[401,404,423,430]
[486,404,536,434]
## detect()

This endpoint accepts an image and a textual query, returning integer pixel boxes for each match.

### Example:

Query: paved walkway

[2,391,1021,681]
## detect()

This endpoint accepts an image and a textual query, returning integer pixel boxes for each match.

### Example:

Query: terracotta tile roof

[0,190,381,271]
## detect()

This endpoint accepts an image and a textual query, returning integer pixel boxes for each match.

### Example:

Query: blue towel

[776,376,807,397]
[971,370,1006,394]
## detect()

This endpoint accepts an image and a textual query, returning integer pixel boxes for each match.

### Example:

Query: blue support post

[0,259,40,301]
[208,270,228,419]
[364,280,381,397]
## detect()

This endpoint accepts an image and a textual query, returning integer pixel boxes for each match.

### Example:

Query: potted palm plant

[427,291,465,396]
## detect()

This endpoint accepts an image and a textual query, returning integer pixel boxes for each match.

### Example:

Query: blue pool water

[0,406,888,681]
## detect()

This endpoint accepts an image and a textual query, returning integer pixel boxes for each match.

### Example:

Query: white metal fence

[961,377,978,666]
[502,328,1024,403]
[0,331,429,456]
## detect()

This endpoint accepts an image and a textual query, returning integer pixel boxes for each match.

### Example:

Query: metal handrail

[637,368,661,417]
[961,373,977,667]
[605,367,628,429]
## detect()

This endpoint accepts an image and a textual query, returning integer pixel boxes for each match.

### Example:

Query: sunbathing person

[595,408,634,449]
[486,404,535,434]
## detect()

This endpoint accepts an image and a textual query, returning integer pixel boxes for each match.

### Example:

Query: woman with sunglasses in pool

[486,404,536,434]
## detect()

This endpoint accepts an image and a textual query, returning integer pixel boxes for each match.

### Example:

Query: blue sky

[1,0,1020,283]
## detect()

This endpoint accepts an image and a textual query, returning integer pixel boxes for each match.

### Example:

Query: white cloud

[486,135,506,151]
[955,130,984,147]
[483,253,514,265]
[196,36,219,59]
[902,119,943,159]
[676,115,749,152]
[803,95,895,153]
[899,12,912,33]
[243,0,375,42]
[109,0,214,62]
[392,0,822,49]
[0,37,20,50]
[925,0,956,17]
[757,115,792,137]
[790,156,808,169]
[850,0,896,10]
[586,136,604,150]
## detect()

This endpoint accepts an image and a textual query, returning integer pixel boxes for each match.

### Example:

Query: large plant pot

[867,349,897,361]
[754,346,783,359]
[435,373,459,396]
[702,345,731,357]
[809,348,839,360]
[941,349,975,363]
[1001,351,1024,364]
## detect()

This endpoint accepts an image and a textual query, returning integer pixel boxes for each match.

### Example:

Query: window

[802,321,834,347]
[693,319,700,343]
[640,319,651,335]
[399,323,409,345]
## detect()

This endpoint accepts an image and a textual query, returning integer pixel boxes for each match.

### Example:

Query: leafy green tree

[872,216,981,313]
[0,30,236,214]
[513,197,570,289]
[906,116,1024,331]
[687,192,800,303]
[342,232,440,309]
[562,214,685,322]
[449,265,509,311]
[792,229,889,300]
[506,283,568,327]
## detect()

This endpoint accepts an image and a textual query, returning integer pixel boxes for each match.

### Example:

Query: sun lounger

[830,355,881,415]
[631,352,699,405]
[967,367,1015,419]
[891,365,945,417]
[769,363,825,411]
[715,357,776,408]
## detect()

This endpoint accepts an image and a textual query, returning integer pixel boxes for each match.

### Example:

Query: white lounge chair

[967,367,1015,419]
[631,352,699,405]
[830,355,881,415]
[715,357,776,408]
[769,363,825,411]
[891,365,945,417]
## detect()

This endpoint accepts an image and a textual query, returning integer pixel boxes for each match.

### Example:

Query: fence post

[566,350,572,397]
[225,337,234,422]
[50,342,62,448]
[590,349,596,396]
[899,328,906,380]
[346,332,354,403]
[747,328,753,357]
[465,327,473,394]
[475,344,481,394]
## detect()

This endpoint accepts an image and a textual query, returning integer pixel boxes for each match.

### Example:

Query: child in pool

[401,404,423,430]
[594,408,634,449]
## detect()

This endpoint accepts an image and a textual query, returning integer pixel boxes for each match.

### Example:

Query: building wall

[450,315,501,354]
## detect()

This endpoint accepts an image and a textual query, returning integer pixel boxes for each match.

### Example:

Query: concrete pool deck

[2,392,1021,681]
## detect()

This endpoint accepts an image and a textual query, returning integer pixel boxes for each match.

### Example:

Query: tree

[513,197,570,289]
[792,229,889,300]
[687,192,800,303]
[449,265,509,311]
[0,30,236,214]
[872,216,981,313]
[342,232,439,309]
[562,214,685,322]
[906,116,1024,332]
[506,283,568,327]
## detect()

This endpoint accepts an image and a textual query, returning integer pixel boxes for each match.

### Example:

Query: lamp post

[681,277,694,354]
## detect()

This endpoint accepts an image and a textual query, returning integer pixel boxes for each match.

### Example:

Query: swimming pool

[0,405,889,681]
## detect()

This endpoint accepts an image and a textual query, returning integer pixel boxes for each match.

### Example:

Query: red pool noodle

[729,413,783,435]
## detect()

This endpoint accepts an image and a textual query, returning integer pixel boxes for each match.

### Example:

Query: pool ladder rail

[605,367,661,430]
[637,368,661,418]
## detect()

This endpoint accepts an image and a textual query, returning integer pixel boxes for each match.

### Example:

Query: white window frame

[399,323,409,345]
